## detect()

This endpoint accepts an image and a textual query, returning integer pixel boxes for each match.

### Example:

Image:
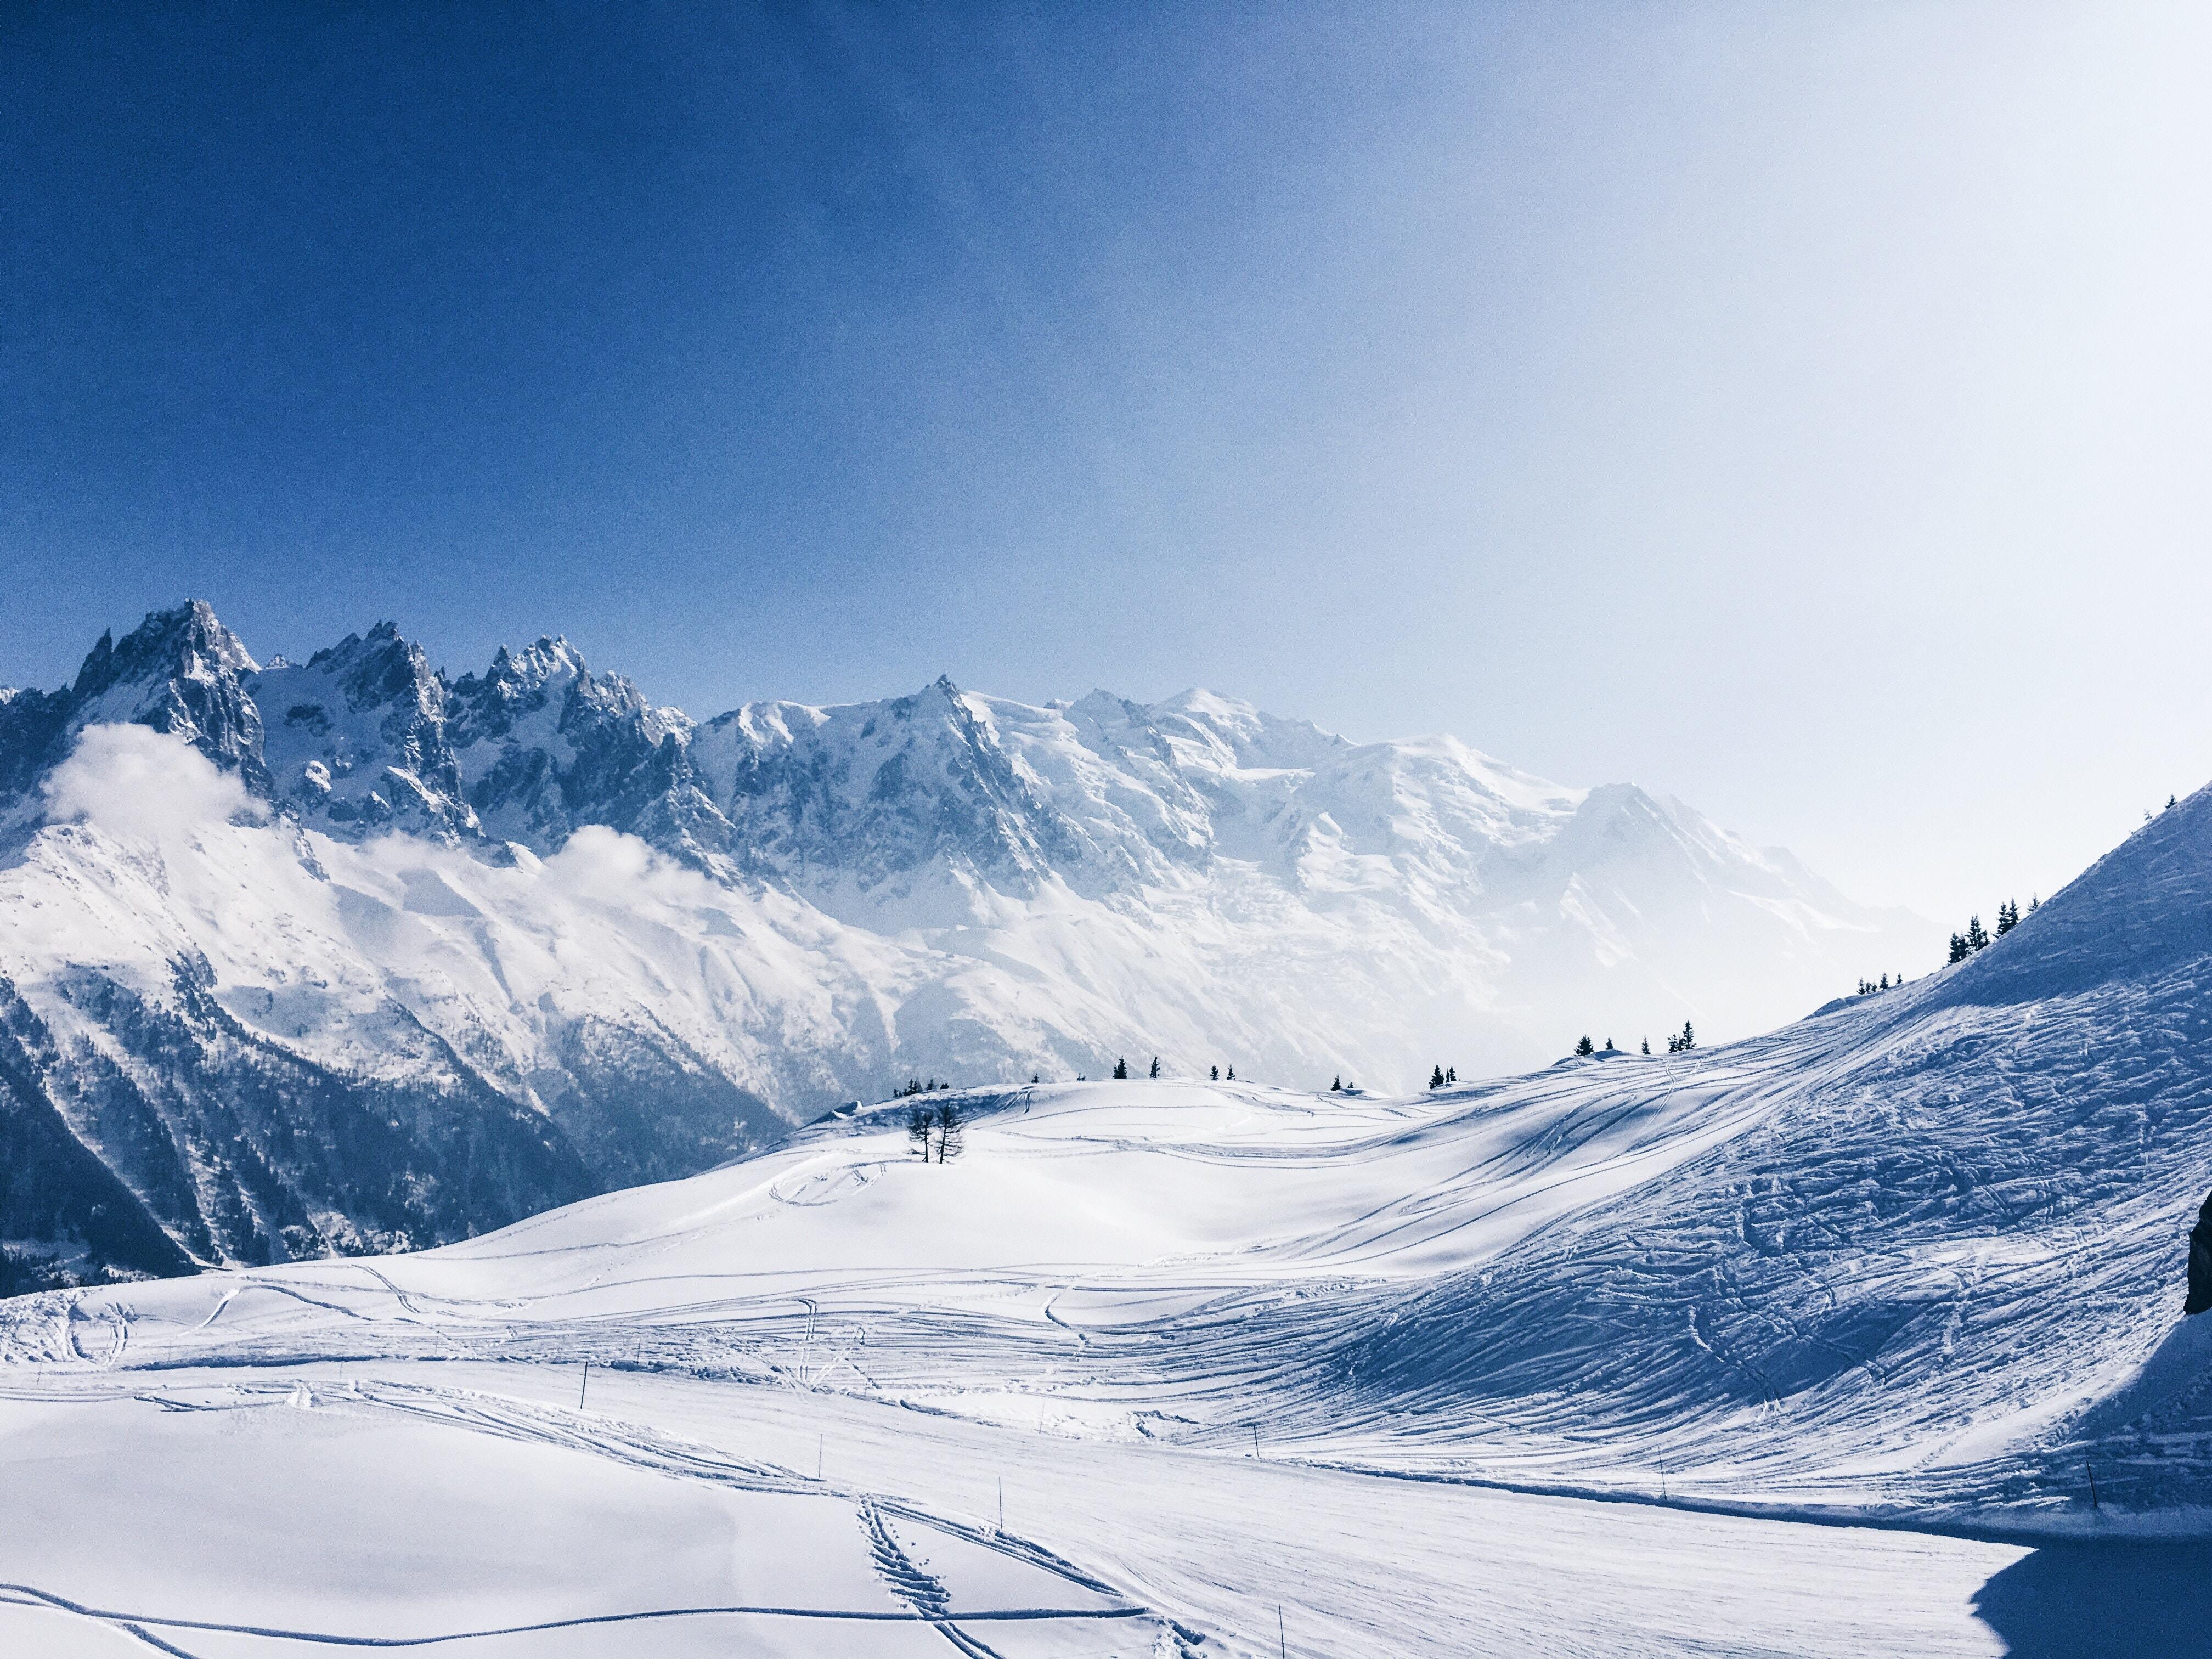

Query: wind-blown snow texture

[4,775,2211,1654]
[0,602,1931,1284]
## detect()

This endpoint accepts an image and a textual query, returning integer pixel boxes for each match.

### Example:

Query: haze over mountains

[5,764,2210,1655]
[0,602,1932,1286]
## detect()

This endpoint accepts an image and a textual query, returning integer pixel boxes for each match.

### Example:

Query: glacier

[0,601,1932,1285]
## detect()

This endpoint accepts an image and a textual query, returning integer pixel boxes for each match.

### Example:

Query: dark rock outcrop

[2187,1190,2212,1316]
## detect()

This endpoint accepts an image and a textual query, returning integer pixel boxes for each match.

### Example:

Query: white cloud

[42,724,267,843]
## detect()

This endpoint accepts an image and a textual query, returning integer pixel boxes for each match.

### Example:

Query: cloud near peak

[43,724,267,843]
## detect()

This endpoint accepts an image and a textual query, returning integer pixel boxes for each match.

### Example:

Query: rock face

[0,601,1939,1289]
[2188,1192,2212,1316]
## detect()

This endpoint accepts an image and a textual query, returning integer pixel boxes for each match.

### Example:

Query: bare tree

[935,1102,966,1163]
[906,1101,968,1163]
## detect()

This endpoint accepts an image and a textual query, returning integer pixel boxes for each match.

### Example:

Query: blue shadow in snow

[1972,1543,2212,1657]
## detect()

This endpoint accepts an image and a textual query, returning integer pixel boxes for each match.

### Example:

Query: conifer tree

[1331,1074,1342,1092]
[1430,1064,1446,1090]
[1227,1065,1235,1081]
[1211,1064,1220,1081]
[1446,1066,1455,1083]
[1604,1037,1615,1051]
[1575,1035,1594,1057]
[1113,1057,1129,1080]
[1878,973,1888,991]
[1966,915,1990,951]
[2169,795,2179,810]
[1948,932,1967,964]
[1641,1037,1650,1056]
[1149,1056,1161,1079]
[1678,1020,1696,1051]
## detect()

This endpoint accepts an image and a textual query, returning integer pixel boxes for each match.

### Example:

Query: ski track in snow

[12,789,2212,1653]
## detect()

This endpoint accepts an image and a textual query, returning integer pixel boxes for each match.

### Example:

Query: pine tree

[1966,915,1990,951]
[1948,932,1969,964]
[1641,1037,1650,1056]
[1878,973,1889,991]
[1430,1065,1446,1090]
[1445,1066,1455,1083]
[2169,795,2179,810]
[1604,1037,1615,1051]
[2028,894,2039,913]
[1995,899,2017,936]
[1031,1073,1040,1084]
[1113,1057,1129,1080]
[1575,1035,1594,1057]
[1227,1065,1236,1081]
[1679,1020,1696,1051]
[1149,1056,1161,1080]
[1211,1064,1220,1081]
[1331,1074,1342,1092]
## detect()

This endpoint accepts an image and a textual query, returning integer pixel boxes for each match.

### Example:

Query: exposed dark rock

[2187,1190,2212,1316]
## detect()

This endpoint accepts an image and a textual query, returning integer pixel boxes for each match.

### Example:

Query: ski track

[13,795,2212,1653]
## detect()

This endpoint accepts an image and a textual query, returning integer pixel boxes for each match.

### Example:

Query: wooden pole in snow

[578,1359,589,1409]
[1278,1604,1288,1658]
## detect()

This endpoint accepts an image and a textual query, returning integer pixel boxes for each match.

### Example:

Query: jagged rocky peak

[75,599,264,766]
[440,632,712,859]
[0,600,270,817]
[695,674,1085,896]
[248,620,477,840]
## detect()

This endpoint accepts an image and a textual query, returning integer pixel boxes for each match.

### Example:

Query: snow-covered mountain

[5,780,2210,1656]
[0,601,1932,1286]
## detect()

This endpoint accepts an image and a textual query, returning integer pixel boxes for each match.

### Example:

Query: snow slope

[4,779,2211,1653]
[0,602,1933,1284]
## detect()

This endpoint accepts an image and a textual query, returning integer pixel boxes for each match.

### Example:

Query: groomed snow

[8,780,2212,1652]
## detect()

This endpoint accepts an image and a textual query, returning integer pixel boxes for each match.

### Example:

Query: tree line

[1945,895,2036,964]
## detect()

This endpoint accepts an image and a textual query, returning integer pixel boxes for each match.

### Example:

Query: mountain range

[0,601,1933,1288]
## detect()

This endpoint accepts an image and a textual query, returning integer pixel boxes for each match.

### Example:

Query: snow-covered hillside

[4,780,2209,1655]
[0,602,1932,1284]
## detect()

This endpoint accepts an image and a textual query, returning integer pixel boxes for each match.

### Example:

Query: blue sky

[3,2,2208,921]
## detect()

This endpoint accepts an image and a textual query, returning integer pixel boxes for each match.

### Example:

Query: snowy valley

[2,755,2210,1653]
[0,601,1933,1286]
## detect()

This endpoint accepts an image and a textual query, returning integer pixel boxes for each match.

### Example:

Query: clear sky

[3,2,2207,925]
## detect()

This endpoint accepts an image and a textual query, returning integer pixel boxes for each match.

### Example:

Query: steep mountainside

[0,602,1933,1287]
[13,781,2212,1538]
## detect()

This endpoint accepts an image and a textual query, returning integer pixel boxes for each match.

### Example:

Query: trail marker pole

[1251,1425,1260,1458]
[1278,1604,1287,1658]
[1660,1462,1667,1502]
[997,1476,1005,1535]
[2087,1459,2100,1511]
[578,1359,589,1410]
